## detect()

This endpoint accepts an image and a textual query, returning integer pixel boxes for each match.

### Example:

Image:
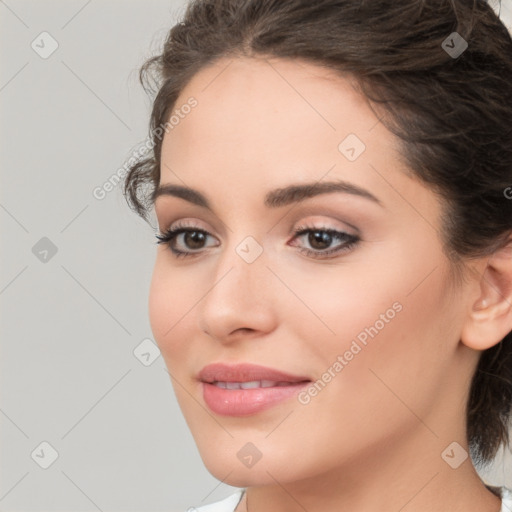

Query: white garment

[501,487,512,511]
[186,487,512,512]
[186,490,244,512]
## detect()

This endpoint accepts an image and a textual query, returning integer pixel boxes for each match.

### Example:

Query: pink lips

[199,363,311,416]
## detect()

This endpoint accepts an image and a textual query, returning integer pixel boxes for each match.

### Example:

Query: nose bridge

[212,206,269,281]
[198,230,275,338]
[211,232,267,301]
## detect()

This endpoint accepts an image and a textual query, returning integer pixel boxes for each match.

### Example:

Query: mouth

[198,363,312,416]
[198,362,311,384]
[210,380,304,389]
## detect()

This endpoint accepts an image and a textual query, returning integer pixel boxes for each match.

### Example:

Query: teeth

[240,381,260,389]
[212,380,293,389]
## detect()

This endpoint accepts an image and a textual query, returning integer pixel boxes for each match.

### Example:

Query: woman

[123,0,512,510]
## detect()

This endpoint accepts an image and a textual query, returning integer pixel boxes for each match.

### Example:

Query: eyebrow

[152,179,383,210]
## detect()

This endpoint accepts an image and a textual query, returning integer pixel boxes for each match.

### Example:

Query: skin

[149,56,512,512]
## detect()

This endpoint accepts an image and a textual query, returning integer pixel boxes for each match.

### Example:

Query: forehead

[171,55,376,142]
[162,57,397,173]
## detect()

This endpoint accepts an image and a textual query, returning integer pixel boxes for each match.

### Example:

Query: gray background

[1,1,511,511]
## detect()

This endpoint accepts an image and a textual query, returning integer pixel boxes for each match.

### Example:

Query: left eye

[290,226,360,258]
[155,225,360,259]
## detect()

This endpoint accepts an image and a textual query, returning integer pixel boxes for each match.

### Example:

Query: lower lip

[202,382,310,416]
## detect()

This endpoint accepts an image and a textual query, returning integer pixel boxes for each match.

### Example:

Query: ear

[461,238,512,350]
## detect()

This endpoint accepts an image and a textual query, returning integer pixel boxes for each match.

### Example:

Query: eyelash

[155,221,360,260]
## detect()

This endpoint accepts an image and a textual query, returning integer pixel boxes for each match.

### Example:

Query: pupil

[309,231,331,250]
[185,231,205,249]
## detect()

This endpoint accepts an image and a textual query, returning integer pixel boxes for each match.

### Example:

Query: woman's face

[149,56,478,486]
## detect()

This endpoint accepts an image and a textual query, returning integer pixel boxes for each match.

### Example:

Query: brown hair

[123,0,512,466]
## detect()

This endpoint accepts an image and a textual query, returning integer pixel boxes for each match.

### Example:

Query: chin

[204,460,288,487]
[195,436,311,487]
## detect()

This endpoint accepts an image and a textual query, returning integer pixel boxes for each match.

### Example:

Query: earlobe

[460,241,512,351]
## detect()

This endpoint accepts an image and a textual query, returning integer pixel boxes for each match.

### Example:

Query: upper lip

[199,363,311,383]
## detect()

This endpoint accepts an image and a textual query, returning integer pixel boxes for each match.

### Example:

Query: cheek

[148,259,172,343]
[291,249,455,426]
[148,257,198,364]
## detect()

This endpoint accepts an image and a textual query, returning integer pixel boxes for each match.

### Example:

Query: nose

[197,239,277,343]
